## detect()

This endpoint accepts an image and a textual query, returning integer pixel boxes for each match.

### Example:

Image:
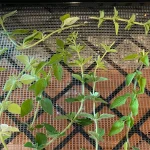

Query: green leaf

[16,55,30,66]
[20,74,35,85]
[56,38,64,48]
[2,10,17,21]
[35,133,47,146]
[98,11,104,28]
[34,31,43,40]
[12,29,30,35]
[132,147,140,150]
[114,7,118,17]
[144,24,149,35]
[98,113,115,120]
[110,93,130,109]
[29,78,47,96]
[123,142,128,150]
[7,103,21,114]
[94,98,108,104]
[24,142,36,148]
[23,31,38,45]
[75,118,93,126]
[65,98,80,103]
[79,113,94,120]
[140,55,149,66]
[34,124,44,129]
[3,76,17,92]
[0,48,7,55]
[0,67,6,71]
[60,14,70,22]
[44,123,57,133]
[43,123,62,138]
[123,54,139,60]
[21,99,33,117]
[52,63,63,81]
[35,61,48,75]
[126,72,136,86]
[72,74,83,83]
[65,94,84,103]
[63,17,80,27]
[125,14,136,30]
[96,77,108,82]
[109,120,125,136]
[138,77,146,94]
[130,98,139,116]
[125,116,134,128]
[55,115,68,120]
[114,21,119,35]
[89,128,105,141]
[49,53,63,64]
[40,98,53,115]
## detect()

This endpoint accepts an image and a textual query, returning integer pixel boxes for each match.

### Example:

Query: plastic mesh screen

[0,3,150,150]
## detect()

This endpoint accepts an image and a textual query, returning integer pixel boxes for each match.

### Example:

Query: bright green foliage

[126,72,136,86]
[130,98,139,116]
[52,63,63,81]
[98,10,105,28]
[7,103,21,114]
[28,78,47,96]
[21,99,33,117]
[123,142,128,150]
[110,93,130,109]
[109,120,125,136]
[3,75,17,92]
[125,14,136,30]
[20,74,35,85]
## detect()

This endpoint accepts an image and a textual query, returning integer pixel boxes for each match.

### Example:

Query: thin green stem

[1,23,19,47]
[4,65,29,102]
[45,101,84,147]
[30,101,40,127]
[45,50,85,149]
[126,63,143,150]
[90,16,144,26]
[22,24,84,50]
[0,135,8,150]
[126,126,130,150]
[93,80,99,150]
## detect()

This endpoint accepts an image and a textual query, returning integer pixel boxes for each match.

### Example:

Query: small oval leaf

[21,99,33,117]
[8,103,21,114]
[41,98,53,115]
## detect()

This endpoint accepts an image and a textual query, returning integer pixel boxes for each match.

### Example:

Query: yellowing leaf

[8,103,21,114]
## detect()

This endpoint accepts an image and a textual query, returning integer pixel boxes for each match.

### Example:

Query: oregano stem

[93,51,108,150]
[90,16,144,26]
[0,134,8,150]
[30,101,40,127]
[20,24,85,50]
[45,49,85,149]
[4,65,29,102]
[1,23,19,47]
[126,63,143,149]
